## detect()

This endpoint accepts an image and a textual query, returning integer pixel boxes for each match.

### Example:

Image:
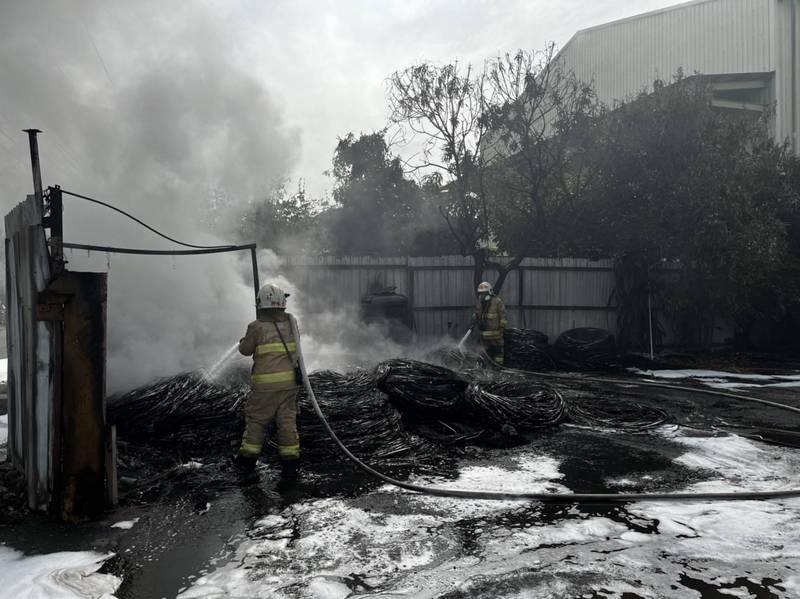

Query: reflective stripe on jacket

[475,296,508,341]
[238,312,299,391]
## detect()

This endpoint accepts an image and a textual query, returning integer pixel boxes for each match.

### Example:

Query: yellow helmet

[257,282,288,309]
[477,281,493,295]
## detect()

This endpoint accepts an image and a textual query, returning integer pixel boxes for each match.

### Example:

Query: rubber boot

[234,453,258,473]
[280,457,300,480]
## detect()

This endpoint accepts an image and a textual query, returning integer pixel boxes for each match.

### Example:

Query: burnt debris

[108,352,670,503]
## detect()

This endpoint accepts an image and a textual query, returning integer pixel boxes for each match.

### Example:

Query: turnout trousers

[239,388,300,460]
[481,337,505,365]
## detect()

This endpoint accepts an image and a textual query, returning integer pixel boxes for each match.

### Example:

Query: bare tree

[484,45,599,267]
[388,48,598,295]
[388,61,502,292]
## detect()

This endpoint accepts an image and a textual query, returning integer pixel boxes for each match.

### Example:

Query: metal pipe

[791,0,798,153]
[647,265,654,361]
[61,241,262,315]
[23,129,43,215]
[61,242,256,256]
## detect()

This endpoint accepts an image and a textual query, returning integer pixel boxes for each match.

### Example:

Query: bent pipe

[291,320,800,502]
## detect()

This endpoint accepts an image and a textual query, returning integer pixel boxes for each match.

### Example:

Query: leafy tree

[582,75,797,349]
[237,180,323,253]
[326,131,456,255]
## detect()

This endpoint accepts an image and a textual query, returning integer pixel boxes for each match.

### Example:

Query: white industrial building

[556,0,799,152]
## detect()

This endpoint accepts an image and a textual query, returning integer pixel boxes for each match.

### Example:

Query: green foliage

[582,75,798,347]
[325,131,458,255]
[237,180,324,253]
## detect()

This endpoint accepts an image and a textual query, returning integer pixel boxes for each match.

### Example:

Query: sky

[0,0,682,207]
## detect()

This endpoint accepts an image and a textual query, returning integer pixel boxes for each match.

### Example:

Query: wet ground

[2,365,800,598]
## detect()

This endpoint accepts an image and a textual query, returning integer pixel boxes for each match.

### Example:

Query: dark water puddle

[679,573,785,598]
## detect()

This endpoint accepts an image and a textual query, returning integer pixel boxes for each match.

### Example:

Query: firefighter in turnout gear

[236,282,301,478]
[473,281,508,365]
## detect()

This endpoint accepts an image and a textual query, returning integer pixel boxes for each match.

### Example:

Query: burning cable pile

[375,360,469,418]
[465,378,566,430]
[108,355,669,501]
[109,372,247,450]
[373,359,666,438]
[558,382,669,431]
[504,328,555,370]
[297,369,434,463]
[552,327,620,371]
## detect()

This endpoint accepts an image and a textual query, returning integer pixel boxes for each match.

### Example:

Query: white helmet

[257,282,288,309]
[477,281,493,295]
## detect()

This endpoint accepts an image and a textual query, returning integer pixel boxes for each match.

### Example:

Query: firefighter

[235,282,301,479]
[473,281,508,365]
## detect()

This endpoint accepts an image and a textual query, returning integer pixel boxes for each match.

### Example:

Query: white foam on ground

[0,546,120,599]
[0,414,7,446]
[622,430,800,591]
[396,452,568,518]
[0,358,7,385]
[631,368,800,388]
[663,428,800,493]
[179,434,800,598]
[307,577,351,599]
[110,518,140,530]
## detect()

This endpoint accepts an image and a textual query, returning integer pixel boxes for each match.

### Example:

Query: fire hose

[291,318,800,503]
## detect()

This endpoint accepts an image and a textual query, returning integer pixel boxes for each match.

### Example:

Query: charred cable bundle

[424,347,493,377]
[108,372,246,450]
[465,379,566,430]
[504,328,556,371]
[564,392,669,431]
[297,370,433,462]
[303,368,376,398]
[375,359,469,418]
[408,420,485,446]
[552,327,619,371]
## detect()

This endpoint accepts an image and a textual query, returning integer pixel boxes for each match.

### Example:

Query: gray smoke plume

[0,1,301,390]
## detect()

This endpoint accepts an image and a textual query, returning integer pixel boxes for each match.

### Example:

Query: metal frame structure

[4,130,261,520]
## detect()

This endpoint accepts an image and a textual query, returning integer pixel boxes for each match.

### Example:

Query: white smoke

[246,250,412,375]
[0,1,301,390]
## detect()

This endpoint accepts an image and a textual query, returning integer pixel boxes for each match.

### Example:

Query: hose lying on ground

[291,318,800,502]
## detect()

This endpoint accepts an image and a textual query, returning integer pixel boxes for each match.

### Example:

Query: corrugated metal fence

[4,195,57,510]
[283,256,616,342]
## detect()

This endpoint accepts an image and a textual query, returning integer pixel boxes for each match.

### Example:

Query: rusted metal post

[45,186,64,273]
[23,129,43,215]
[250,246,260,314]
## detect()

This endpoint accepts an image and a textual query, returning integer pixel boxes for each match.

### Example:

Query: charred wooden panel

[48,271,108,521]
